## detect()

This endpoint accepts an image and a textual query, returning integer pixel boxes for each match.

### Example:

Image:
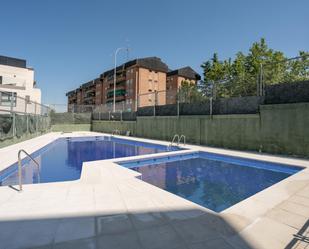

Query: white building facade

[0,56,41,114]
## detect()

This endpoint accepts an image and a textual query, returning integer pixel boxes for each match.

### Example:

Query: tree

[283,51,309,82]
[200,38,308,98]
[201,53,232,98]
[178,80,205,103]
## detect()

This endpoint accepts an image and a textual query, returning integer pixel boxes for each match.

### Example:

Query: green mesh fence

[50,112,92,124]
[0,114,13,140]
[0,113,51,141]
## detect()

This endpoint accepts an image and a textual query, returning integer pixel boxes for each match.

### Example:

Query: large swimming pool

[119,152,304,212]
[0,136,176,186]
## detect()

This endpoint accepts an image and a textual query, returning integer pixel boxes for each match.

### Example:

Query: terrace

[1,132,309,249]
[1,58,309,249]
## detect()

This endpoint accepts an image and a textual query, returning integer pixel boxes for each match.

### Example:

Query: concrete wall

[92,103,309,157]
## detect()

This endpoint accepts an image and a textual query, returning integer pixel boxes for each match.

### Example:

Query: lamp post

[113,47,129,112]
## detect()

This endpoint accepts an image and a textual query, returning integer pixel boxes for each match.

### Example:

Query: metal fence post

[210,97,212,116]
[12,112,16,137]
[10,92,14,112]
[10,92,16,137]
[153,91,157,117]
[257,63,263,96]
[26,114,29,133]
[109,111,111,121]
[177,89,180,117]
[120,110,123,121]
[35,102,38,133]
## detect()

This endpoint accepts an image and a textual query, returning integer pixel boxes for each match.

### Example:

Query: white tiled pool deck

[0,132,309,249]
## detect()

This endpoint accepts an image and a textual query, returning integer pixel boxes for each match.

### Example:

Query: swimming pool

[0,136,177,186]
[119,152,304,212]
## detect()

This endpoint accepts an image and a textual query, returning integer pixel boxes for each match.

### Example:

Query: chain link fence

[258,54,309,96]
[0,92,51,142]
[72,55,309,120]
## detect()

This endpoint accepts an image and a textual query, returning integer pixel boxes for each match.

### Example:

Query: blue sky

[0,0,308,105]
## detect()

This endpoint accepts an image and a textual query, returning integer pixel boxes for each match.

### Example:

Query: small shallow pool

[119,152,304,212]
[0,136,178,186]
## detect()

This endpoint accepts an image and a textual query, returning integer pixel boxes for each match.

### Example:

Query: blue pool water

[119,152,303,212]
[0,136,175,186]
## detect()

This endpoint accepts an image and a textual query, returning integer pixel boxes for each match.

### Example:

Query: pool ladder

[17,149,40,192]
[168,134,186,150]
[111,129,121,136]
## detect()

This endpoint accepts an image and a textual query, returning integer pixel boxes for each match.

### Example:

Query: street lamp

[113,47,129,112]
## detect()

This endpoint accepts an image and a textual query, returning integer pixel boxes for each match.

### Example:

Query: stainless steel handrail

[169,134,180,149]
[112,129,121,136]
[179,135,186,146]
[18,149,40,192]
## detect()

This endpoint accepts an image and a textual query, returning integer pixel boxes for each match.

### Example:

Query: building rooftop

[66,90,76,96]
[167,66,201,80]
[0,55,26,68]
[101,57,169,78]
[81,80,96,89]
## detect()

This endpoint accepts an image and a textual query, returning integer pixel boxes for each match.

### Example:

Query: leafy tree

[201,53,232,98]
[200,38,309,98]
[283,51,309,82]
[178,80,205,103]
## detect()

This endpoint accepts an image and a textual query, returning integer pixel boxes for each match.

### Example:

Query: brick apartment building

[66,57,200,112]
[166,67,201,104]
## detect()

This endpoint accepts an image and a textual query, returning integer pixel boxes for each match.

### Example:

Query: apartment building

[166,67,201,104]
[66,57,200,111]
[0,55,41,114]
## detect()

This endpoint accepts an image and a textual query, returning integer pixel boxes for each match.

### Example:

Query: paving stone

[266,207,308,230]
[237,217,298,249]
[129,211,167,230]
[189,238,235,249]
[54,217,95,243]
[290,195,309,207]
[171,219,220,243]
[53,237,96,249]
[3,219,60,249]
[96,214,134,235]
[278,201,309,217]
[97,231,143,249]
[137,224,184,249]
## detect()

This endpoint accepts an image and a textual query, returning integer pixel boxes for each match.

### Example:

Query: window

[0,92,17,107]
[0,76,2,84]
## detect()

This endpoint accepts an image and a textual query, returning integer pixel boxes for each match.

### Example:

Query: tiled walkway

[0,132,309,249]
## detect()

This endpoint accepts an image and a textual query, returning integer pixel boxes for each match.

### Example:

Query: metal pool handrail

[179,135,186,146]
[168,134,186,150]
[169,134,180,149]
[112,129,121,136]
[17,149,40,192]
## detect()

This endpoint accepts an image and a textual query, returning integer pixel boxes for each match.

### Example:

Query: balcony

[106,89,126,99]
